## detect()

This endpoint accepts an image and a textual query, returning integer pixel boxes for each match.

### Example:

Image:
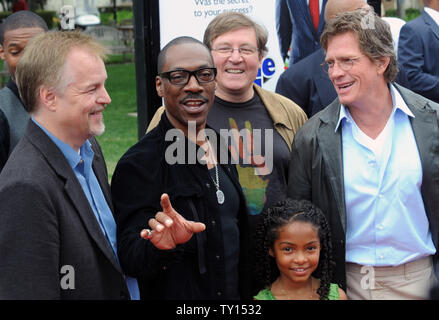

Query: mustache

[179,93,209,104]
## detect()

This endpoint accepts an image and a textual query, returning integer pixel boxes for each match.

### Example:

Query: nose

[228,48,243,63]
[293,251,307,265]
[184,73,203,92]
[329,61,345,79]
[98,87,112,105]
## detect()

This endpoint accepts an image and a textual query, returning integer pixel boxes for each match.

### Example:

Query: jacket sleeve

[0,180,60,299]
[398,23,439,102]
[287,129,312,201]
[0,110,10,173]
[111,153,184,280]
[275,68,310,117]
[276,0,292,62]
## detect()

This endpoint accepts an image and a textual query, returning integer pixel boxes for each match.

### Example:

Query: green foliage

[405,8,421,21]
[99,10,133,26]
[385,8,421,22]
[385,9,397,17]
[96,62,138,180]
[0,10,56,29]
[35,10,56,29]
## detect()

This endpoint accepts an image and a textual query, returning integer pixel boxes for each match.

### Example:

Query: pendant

[216,189,225,204]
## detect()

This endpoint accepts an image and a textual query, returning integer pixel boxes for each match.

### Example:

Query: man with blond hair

[0,31,139,299]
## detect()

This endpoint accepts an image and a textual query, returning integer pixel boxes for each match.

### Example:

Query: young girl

[254,198,347,300]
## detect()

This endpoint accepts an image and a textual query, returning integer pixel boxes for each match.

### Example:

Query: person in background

[0,10,47,172]
[287,9,439,299]
[275,0,328,66]
[12,0,28,12]
[0,31,139,299]
[398,0,439,103]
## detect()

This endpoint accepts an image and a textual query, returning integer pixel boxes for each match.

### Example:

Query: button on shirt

[336,84,436,266]
[32,118,139,299]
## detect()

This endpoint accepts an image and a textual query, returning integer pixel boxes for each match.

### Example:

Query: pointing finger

[160,193,177,218]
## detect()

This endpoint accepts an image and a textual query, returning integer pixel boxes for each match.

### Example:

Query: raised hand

[140,193,206,250]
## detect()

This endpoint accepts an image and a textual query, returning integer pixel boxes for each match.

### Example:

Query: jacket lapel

[423,11,439,41]
[316,99,347,232]
[297,0,315,35]
[27,121,122,273]
[396,84,439,180]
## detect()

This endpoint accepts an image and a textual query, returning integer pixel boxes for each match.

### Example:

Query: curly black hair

[254,198,335,300]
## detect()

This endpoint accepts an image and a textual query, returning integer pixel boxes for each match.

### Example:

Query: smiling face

[0,27,45,80]
[325,31,389,110]
[52,47,111,150]
[270,221,321,284]
[156,42,215,135]
[210,27,263,102]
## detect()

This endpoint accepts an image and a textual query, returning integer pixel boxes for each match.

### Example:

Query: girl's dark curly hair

[254,198,335,300]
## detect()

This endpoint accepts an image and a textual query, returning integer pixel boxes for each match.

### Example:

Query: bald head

[424,0,439,11]
[324,0,370,22]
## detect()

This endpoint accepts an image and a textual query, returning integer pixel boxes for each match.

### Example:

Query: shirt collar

[31,117,93,169]
[424,7,439,27]
[335,83,414,132]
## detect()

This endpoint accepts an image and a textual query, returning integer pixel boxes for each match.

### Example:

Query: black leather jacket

[111,113,253,300]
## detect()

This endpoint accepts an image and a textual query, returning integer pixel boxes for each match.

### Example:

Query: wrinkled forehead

[2,27,45,46]
[163,42,214,71]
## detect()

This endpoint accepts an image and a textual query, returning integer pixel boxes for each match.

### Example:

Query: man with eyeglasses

[148,10,307,232]
[287,9,439,300]
[111,36,253,300]
[146,13,307,296]
[275,0,410,118]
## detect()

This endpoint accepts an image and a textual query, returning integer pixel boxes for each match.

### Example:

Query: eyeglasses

[321,56,364,73]
[159,67,217,86]
[212,46,260,56]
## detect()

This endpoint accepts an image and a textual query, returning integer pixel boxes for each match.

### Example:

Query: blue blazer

[398,10,439,103]
[276,0,327,64]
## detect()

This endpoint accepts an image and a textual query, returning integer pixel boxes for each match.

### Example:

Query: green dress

[254,283,341,300]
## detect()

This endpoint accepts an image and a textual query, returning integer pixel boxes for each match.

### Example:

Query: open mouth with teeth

[290,267,311,276]
[337,81,355,91]
[182,100,207,113]
[226,69,244,74]
[89,109,104,118]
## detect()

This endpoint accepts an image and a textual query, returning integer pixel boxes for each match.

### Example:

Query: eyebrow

[279,240,319,246]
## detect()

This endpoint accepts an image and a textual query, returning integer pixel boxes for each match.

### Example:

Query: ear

[156,75,165,98]
[39,86,57,112]
[269,248,274,258]
[0,44,5,61]
[376,56,390,75]
[258,52,263,69]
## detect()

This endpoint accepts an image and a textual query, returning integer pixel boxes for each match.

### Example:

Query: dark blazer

[0,81,29,172]
[0,120,130,299]
[276,48,336,118]
[276,0,327,64]
[112,113,253,300]
[398,10,439,103]
[287,84,439,290]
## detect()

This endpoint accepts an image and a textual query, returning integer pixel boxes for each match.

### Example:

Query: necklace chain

[205,138,219,190]
[205,137,225,204]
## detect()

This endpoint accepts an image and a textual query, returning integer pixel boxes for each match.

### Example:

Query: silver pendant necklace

[206,138,225,205]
